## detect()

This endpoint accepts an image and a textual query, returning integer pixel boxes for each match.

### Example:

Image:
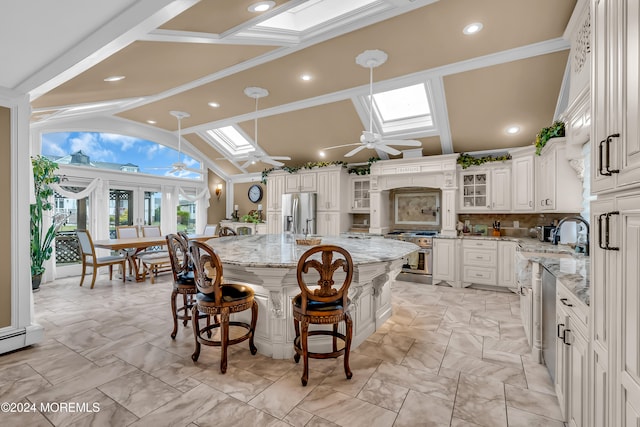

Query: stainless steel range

[385,230,437,275]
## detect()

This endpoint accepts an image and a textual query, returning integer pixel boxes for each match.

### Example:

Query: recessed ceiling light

[319,151,325,158]
[463,22,483,35]
[248,1,275,13]
[208,102,220,108]
[104,75,125,82]
[147,120,157,125]
[506,125,520,134]
[301,74,312,81]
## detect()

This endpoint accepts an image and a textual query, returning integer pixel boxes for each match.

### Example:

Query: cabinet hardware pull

[605,211,620,251]
[560,298,573,307]
[605,133,620,174]
[598,138,609,176]
[557,323,565,339]
[598,213,607,250]
[545,198,551,206]
[563,329,572,345]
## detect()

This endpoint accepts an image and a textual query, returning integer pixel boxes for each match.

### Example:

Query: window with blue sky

[41,132,202,179]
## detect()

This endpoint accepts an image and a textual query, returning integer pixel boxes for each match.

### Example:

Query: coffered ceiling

[12,0,577,178]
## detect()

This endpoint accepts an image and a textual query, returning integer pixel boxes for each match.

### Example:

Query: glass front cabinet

[460,171,488,210]
[350,178,370,212]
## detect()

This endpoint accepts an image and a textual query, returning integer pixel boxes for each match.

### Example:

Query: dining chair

[292,245,354,386]
[76,229,127,289]
[218,226,236,237]
[202,224,217,236]
[115,225,139,275]
[188,240,258,374]
[137,226,171,284]
[166,233,207,339]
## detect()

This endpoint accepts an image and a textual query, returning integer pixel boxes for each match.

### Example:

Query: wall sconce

[215,183,223,200]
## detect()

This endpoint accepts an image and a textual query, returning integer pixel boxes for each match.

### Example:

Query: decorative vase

[32,274,42,291]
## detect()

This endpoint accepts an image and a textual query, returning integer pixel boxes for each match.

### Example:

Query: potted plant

[240,210,262,224]
[30,156,60,290]
[535,120,565,155]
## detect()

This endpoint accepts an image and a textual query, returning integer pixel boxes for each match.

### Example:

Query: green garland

[535,120,565,155]
[347,157,379,175]
[261,160,347,184]
[457,152,512,169]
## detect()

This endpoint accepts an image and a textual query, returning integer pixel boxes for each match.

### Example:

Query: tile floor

[0,273,564,426]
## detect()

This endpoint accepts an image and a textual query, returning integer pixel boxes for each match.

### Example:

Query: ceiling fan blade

[323,143,360,151]
[344,145,366,157]
[380,139,422,147]
[376,144,402,156]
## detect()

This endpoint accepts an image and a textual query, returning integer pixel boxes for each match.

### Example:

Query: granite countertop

[204,234,418,268]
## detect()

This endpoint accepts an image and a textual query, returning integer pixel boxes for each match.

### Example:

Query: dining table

[93,234,215,282]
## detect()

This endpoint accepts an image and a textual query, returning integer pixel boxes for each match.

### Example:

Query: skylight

[367,83,434,135]
[257,0,379,33]
[205,126,256,156]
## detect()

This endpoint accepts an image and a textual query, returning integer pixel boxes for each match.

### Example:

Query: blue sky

[42,132,201,178]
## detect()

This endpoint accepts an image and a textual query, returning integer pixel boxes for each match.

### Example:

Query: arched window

[41,131,202,180]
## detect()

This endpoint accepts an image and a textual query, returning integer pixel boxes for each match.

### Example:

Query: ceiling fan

[219,87,290,170]
[156,111,203,176]
[324,49,422,157]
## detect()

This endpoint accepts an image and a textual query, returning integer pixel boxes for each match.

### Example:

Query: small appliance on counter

[536,225,556,242]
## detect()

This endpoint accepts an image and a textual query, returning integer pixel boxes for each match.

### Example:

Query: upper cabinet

[458,165,511,212]
[266,173,285,212]
[350,177,370,213]
[535,138,583,212]
[285,172,316,193]
[316,168,346,211]
[592,0,640,194]
[511,147,535,211]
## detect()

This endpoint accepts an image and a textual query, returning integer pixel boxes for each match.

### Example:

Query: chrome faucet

[552,215,590,255]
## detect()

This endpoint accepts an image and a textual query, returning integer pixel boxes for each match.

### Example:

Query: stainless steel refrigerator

[282,193,317,235]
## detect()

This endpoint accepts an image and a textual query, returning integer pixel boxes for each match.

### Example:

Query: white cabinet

[461,239,497,286]
[535,138,583,212]
[285,172,316,193]
[316,212,341,236]
[266,174,284,212]
[266,212,281,234]
[460,170,488,210]
[317,169,341,211]
[491,168,511,211]
[592,0,640,194]
[433,238,457,285]
[497,241,516,288]
[592,2,640,425]
[459,166,511,212]
[555,280,589,425]
[512,152,535,211]
[350,177,370,212]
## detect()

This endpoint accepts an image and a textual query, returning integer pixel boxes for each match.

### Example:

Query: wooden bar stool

[292,245,354,386]
[188,240,257,373]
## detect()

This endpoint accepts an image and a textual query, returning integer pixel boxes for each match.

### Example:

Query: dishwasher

[541,266,557,382]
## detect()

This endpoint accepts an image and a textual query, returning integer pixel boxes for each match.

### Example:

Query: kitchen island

[203,234,418,359]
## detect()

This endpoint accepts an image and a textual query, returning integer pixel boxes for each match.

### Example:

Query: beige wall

[0,107,11,328]
[233,182,264,218]
[206,170,227,227]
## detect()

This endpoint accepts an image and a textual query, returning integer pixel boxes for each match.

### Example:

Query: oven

[384,231,436,276]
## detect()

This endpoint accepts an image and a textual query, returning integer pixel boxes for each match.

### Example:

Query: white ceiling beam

[140,29,294,47]
[21,0,199,101]
[182,37,570,134]
[430,77,454,154]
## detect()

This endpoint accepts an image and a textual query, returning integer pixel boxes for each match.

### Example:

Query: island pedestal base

[222,259,402,359]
